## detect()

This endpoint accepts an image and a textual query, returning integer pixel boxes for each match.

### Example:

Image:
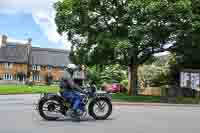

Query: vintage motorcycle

[36,84,112,121]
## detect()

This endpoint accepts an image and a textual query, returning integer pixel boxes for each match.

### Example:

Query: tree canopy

[171,0,200,69]
[55,0,192,95]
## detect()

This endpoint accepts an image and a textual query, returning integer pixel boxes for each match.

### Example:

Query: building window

[32,74,40,81]
[32,65,41,71]
[47,66,53,71]
[32,65,37,70]
[37,65,41,70]
[4,63,13,69]
[3,74,13,80]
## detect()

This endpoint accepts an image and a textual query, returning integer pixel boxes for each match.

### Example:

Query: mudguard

[89,92,112,106]
[37,93,67,116]
[40,93,65,103]
[95,91,112,100]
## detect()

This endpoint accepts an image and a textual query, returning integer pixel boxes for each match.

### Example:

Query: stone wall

[139,87,161,96]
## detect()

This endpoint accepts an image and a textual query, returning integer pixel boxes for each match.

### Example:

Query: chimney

[27,38,32,79]
[1,35,7,47]
[27,38,32,53]
[27,38,32,54]
[27,38,32,45]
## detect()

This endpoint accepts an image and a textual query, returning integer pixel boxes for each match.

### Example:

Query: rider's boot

[70,109,82,121]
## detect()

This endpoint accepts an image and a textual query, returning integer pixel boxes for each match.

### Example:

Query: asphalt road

[0,94,200,133]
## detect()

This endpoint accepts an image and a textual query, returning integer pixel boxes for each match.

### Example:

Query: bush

[44,74,53,86]
[175,97,200,104]
[25,80,34,86]
[120,80,128,88]
[87,64,128,86]
[160,85,168,97]
[139,64,170,88]
[99,64,127,84]
[86,66,101,86]
[181,87,199,97]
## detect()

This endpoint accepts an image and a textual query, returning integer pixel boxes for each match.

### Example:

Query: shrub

[87,64,128,86]
[99,64,127,84]
[120,79,128,88]
[25,80,34,86]
[45,75,53,86]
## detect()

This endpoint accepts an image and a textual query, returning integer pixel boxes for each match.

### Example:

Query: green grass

[112,93,161,103]
[173,97,200,104]
[0,85,59,94]
[112,93,200,104]
[0,85,161,103]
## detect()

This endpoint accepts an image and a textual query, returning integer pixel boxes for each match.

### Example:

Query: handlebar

[80,83,97,97]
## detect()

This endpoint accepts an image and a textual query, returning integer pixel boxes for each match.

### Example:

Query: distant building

[0,35,70,84]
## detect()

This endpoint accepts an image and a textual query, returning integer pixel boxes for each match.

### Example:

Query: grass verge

[0,85,59,94]
[1,85,200,104]
[112,93,161,103]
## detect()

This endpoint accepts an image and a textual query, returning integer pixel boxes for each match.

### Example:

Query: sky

[0,0,169,56]
[0,0,71,50]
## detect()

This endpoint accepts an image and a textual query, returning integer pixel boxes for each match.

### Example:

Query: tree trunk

[99,64,104,72]
[128,64,138,96]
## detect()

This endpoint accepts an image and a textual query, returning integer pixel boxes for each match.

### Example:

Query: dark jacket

[60,71,85,93]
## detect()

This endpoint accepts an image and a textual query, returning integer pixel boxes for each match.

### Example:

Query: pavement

[0,94,200,133]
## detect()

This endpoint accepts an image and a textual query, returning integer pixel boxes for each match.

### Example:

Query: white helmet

[66,64,77,70]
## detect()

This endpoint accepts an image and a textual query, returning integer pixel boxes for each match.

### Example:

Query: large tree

[171,0,199,69]
[55,0,191,95]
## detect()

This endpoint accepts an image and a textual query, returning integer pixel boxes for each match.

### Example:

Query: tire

[89,98,112,120]
[38,97,63,121]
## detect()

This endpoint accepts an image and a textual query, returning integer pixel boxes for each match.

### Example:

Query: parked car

[102,83,127,93]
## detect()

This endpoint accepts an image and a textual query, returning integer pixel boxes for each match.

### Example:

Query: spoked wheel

[38,98,64,121]
[89,98,112,120]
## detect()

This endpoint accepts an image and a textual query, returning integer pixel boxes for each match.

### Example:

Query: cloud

[32,9,72,50]
[0,0,55,13]
[0,0,72,50]
[32,10,60,43]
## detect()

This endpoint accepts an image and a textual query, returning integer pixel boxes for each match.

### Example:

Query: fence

[139,87,161,96]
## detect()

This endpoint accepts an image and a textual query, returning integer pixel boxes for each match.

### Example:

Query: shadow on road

[39,117,115,123]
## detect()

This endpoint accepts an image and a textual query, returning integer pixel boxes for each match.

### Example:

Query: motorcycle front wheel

[88,98,112,120]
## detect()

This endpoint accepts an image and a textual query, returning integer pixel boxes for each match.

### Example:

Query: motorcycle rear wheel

[38,97,64,121]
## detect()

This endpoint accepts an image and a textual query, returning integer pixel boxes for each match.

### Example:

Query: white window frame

[4,63,13,69]
[32,74,40,81]
[47,66,53,71]
[32,65,37,70]
[37,65,41,71]
[3,74,13,80]
[32,65,41,71]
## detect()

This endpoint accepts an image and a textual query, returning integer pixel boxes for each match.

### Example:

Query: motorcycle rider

[59,64,86,115]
